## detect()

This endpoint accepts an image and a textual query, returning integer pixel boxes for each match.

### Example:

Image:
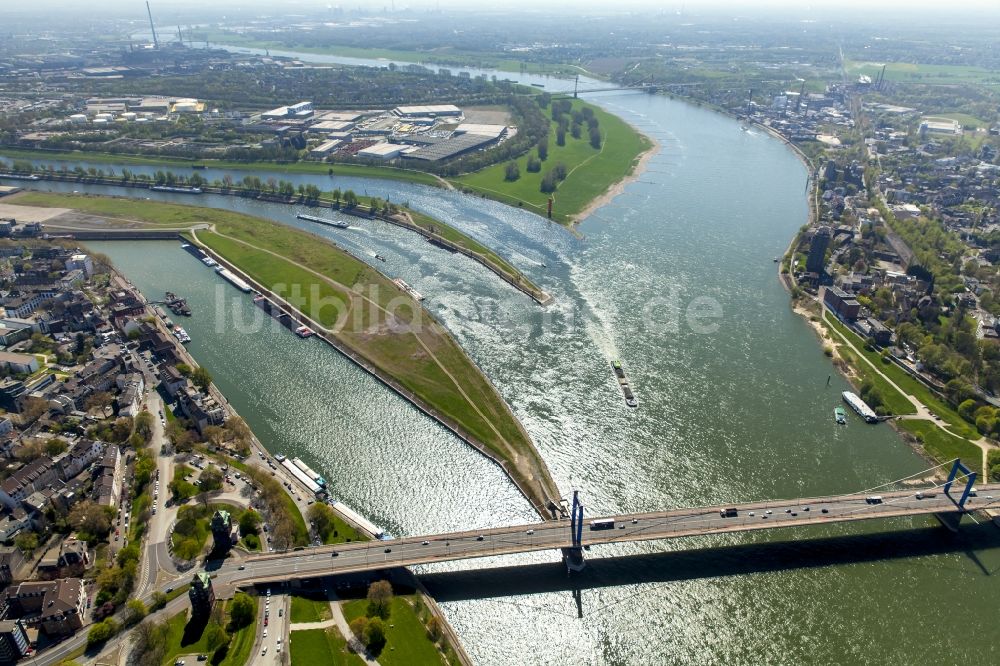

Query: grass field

[290,627,364,666]
[290,595,333,624]
[845,60,1000,86]
[342,596,446,666]
[453,98,653,224]
[0,147,442,187]
[896,420,983,476]
[823,312,980,438]
[15,191,556,512]
[923,113,991,129]
[160,601,257,666]
[820,312,916,416]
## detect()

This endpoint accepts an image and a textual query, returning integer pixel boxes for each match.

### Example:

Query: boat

[216,267,253,293]
[374,254,386,262]
[201,257,218,267]
[834,407,847,425]
[842,391,878,423]
[173,327,191,344]
[0,173,40,181]
[611,360,637,407]
[297,213,349,229]
[295,325,315,338]
[392,278,424,301]
[773,257,780,262]
[150,185,203,194]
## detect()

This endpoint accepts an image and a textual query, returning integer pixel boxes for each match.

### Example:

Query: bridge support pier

[934,511,963,533]
[565,490,586,573]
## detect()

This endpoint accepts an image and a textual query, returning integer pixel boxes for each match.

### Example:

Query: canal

[6,61,1000,666]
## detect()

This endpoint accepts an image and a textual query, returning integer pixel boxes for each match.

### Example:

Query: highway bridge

[226,463,996,587]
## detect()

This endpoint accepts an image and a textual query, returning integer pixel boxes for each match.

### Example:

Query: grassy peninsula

[452,98,655,224]
[11,191,559,514]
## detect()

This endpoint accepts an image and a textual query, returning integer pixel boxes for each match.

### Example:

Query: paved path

[821,307,997,474]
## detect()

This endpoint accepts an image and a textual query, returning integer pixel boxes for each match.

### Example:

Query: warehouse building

[392,104,463,119]
[357,143,405,160]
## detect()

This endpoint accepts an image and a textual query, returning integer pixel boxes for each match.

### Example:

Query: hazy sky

[6,0,1000,12]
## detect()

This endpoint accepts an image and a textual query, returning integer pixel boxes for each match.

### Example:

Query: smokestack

[146,1,159,48]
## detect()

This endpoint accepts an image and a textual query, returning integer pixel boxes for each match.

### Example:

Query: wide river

[6,55,1000,665]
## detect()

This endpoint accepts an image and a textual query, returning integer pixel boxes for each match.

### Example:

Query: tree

[229,592,256,629]
[199,467,223,492]
[14,532,38,556]
[349,616,368,642]
[366,581,393,620]
[85,392,114,418]
[69,500,113,540]
[87,618,119,646]
[166,420,194,452]
[537,140,548,161]
[150,591,168,611]
[363,617,386,651]
[958,398,978,423]
[238,509,260,536]
[45,438,68,456]
[504,161,520,182]
[123,599,147,627]
[540,171,558,194]
[556,127,566,146]
[134,411,154,443]
[191,366,212,391]
[526,156,541,173]
[589,127,602,149]
[426,615,442,642]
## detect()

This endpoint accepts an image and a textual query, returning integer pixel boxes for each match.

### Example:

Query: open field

[15,191,557,513]
[289,595,333,624]
[845,60,1000,86]
[896,420,983,477]
[342,596,447,666]
[453,98,653,224]
[290,627,364,666]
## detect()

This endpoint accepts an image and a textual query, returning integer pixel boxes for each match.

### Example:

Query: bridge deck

[230,483,1000,585]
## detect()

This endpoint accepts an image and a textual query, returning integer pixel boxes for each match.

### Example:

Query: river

[5,54,1000,666]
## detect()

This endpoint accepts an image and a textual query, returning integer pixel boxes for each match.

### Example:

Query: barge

[392,278,424,301]
[297,213,350,229]
[150,185,202,194]
[215,266,253,293]
[611,360,638,408]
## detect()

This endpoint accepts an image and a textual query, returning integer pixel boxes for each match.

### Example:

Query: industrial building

[262,101,314,120]
[357,142,405,160]
[309,139,343,157]
[392,104,462,119]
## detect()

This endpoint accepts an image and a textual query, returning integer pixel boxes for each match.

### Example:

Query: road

[136,390,183,597]
[221,482,1000,586]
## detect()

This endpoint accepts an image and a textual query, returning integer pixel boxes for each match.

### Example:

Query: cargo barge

[150,185,202,194]
[611,360,638,408]
[392,278,424,301]
[297,213,350,229]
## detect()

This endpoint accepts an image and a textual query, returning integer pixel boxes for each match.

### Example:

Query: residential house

[3,578,86,636]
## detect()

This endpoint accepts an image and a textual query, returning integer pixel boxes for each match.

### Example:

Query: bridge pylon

[936,459,977,532]
[563,490,586,573]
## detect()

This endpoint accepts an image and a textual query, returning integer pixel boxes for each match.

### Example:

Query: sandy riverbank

[571,133,661,224]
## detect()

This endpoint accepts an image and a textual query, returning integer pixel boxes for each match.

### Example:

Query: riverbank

[2,172,549,304]
[571,136,660,224]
